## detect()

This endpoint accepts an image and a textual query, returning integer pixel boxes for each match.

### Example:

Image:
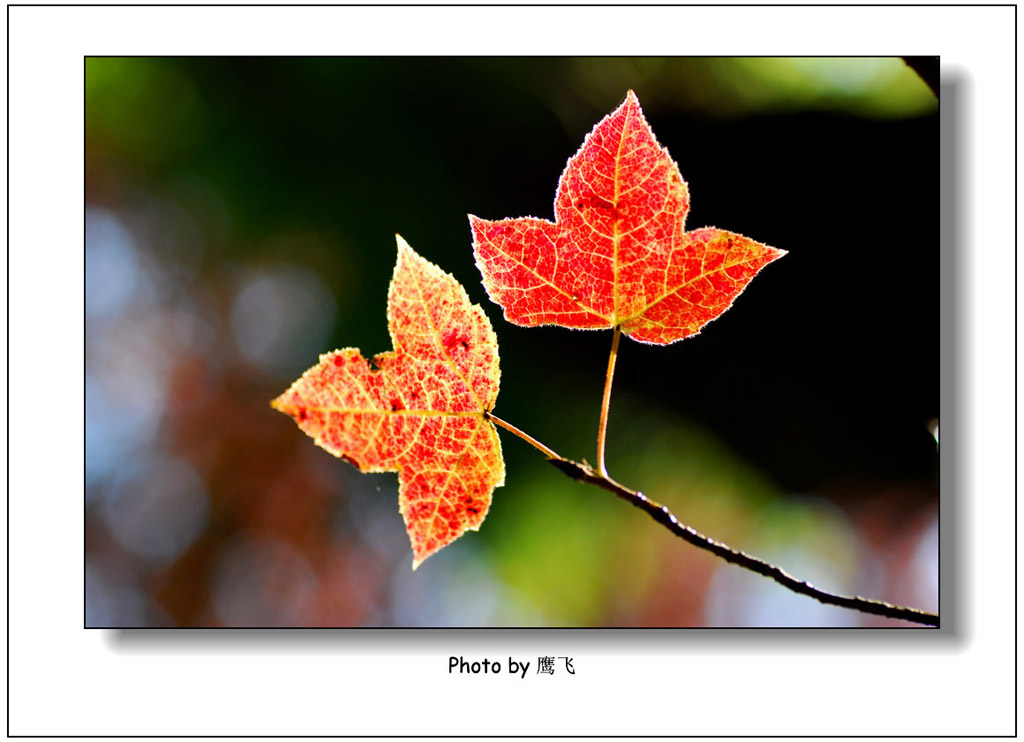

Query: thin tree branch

[492,415,939,627]
[486,412,562,460]
[596,324,622,478]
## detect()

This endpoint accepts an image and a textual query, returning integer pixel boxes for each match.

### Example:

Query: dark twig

[489,413,938,627]
[552,457,939,626]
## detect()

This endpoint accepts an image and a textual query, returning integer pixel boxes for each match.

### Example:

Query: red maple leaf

[272,237,504,568]
[470,90,785,345]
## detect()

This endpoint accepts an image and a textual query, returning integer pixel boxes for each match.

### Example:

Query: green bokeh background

[86,57,938,627]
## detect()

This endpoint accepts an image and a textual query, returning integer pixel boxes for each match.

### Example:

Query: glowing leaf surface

[471,90,785,345]
[272,237,504,568]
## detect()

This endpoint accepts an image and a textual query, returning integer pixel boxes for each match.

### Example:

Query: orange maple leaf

[470,90,785,345]
[272,236,504,568]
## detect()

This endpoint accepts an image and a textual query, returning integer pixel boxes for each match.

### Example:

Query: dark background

[86,57,938,627]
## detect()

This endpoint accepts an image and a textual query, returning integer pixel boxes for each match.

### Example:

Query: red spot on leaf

[442,328,470,351]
